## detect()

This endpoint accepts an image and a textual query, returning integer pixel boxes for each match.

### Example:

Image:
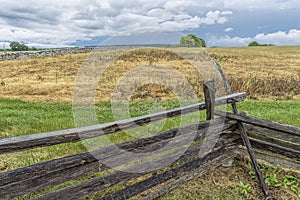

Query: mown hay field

[206,46,300,100]
[0,46,299,103]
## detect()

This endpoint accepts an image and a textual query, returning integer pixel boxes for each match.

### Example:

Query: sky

[0,0,300,48]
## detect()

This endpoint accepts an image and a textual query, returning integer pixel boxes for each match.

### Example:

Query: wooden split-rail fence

[0,81,299,199]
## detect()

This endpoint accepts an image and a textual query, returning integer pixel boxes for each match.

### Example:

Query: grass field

[0,98,299,169]
[0,98,299,140]
[207,46,300,100]
[0,46,299,102]
[0,46,299,199]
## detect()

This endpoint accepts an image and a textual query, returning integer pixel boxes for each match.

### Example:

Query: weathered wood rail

[0,90,299,199]
[0,93,246,154]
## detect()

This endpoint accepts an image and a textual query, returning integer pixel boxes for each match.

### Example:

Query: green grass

[0,98,204,138]
[0,97,298,170]
[0,98,74,138]
[0,98,204,171]
[0,98,299,199]
[237,100,300,127]
[1,98,298,140]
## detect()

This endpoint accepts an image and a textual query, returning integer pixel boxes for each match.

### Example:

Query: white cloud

[224,27,233,32]
[1,0,299,47]
[209,29,300,46]
[200,10,230,25]
[254,29,300,45]
[0,42,10,50]
[208,35,252,46]
[0,0,234,47]
[221,10,233,15]
[224,0,300,10]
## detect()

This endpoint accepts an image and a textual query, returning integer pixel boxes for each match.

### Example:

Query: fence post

[203,80,216,120]
[212,60,273,199]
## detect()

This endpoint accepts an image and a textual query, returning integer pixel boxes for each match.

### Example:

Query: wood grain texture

[249,137,300,161]
[231,125,300,161]
[244,125,300,152]
[215,110,300,136]
[98,146,236,200]
[234,148,300,170]
[0,119,237,199]
[203,80,216,120]
[33,132,240,200]
[140,150,236,200]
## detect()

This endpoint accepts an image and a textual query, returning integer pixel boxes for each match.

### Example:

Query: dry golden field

[206,46,300,100]
[0,46,299,102]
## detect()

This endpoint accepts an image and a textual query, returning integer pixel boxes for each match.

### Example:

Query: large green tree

[9,41,29,51]
[248,41,260,46]
[179,34,206,47]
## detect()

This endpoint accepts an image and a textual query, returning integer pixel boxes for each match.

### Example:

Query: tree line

[248,41,275,46]
[4,38,274,51]
[9,41,37,51]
